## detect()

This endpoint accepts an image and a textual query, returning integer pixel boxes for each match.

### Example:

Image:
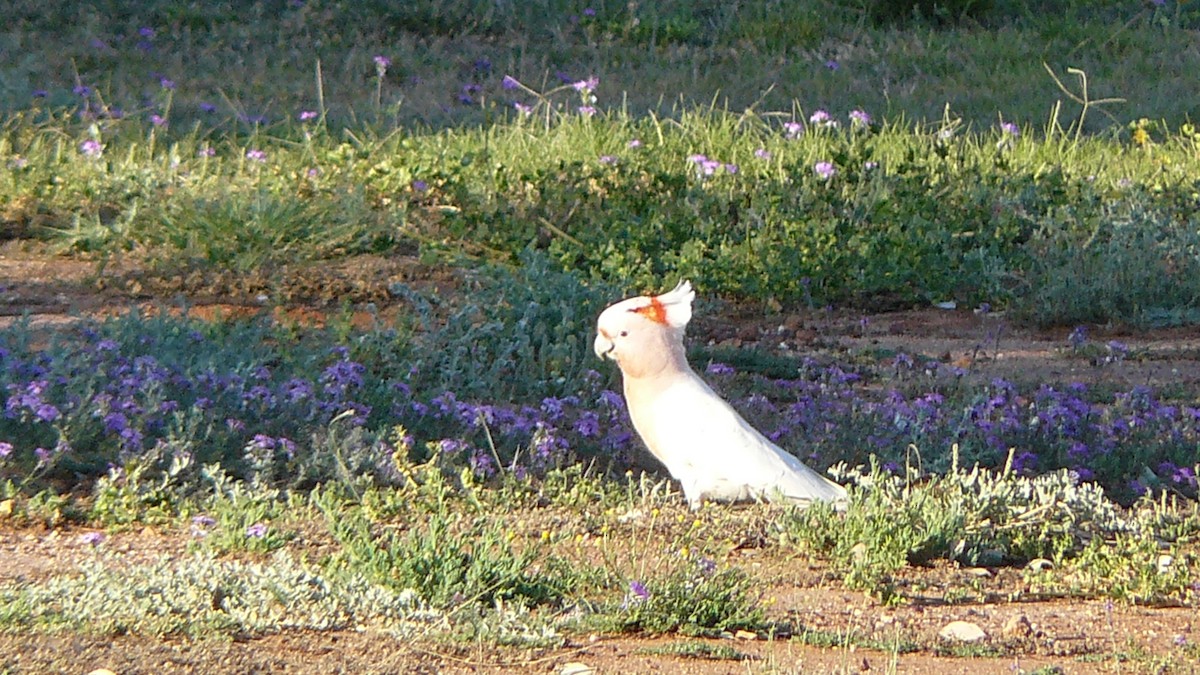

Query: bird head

[594,281,694,378]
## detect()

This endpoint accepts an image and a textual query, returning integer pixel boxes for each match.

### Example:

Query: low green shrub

[784,454,1200,602]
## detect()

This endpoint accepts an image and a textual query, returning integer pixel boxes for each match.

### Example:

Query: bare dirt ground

[1,522,1195,674]
[2,245,1199,674]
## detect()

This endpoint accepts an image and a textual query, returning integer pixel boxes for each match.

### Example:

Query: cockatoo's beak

[594,334,615,360]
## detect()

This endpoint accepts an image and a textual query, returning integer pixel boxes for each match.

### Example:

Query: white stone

[1027,558,1054,572]
[939,620,988,643]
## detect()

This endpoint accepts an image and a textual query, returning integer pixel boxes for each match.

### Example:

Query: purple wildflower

[783,121,804,138]
[0,442,12,458]
[809,109,837,128]
[599,390,625,411]
[373,55,391,72]
[706,362,735,376]
[412,179,428,192]
[572,76,599,93]
[814,161,836,180]
[825,59,839,70]
[583,7,597,16]
[573,412,601,438]
[754,147,772,160]
[139,27,155,39]
[849,109,871,127]
[599,155,618,165]
[298,110,318,121]
[1068,326,1087,348]
[469,448,495,478]
[79,532,105,546]
[73,84,92,97]
[245,149,267,163]
[578,105,596,117]
[191,514,216,537]
[246,522,268,538]
[159,77,175,90]
[322,358,365,394]
[501,75,520,90]
[198,146,216,158]
[250,434,277,450]
[513,102,533,115]
[80,140,103,158]
[1106,340,1128,363]
[1000,122,1020,136]
[199,102,217,113]
[150,114,167,127]
[628,138,642,148]
[34,403,60,423]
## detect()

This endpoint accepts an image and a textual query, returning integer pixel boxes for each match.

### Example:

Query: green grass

[2,0,1198,128]
[4,102,1200,320]
[638,641,750,660]
[2,1,1200,319]
[3,1,1200,320]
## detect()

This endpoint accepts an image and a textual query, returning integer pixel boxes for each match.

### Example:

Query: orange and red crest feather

[633,297,668,325]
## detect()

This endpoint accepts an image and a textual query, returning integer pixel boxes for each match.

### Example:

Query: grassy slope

[1,0,1197,128]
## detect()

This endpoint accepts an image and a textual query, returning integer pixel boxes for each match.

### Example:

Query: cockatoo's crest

[637,280,693,329]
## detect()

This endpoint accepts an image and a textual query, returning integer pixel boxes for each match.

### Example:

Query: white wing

[629,371,847,507]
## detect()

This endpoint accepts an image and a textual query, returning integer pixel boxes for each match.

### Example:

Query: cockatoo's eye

[619,330,629,337]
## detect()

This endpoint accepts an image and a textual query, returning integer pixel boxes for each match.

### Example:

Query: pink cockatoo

[594,281,848,509]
